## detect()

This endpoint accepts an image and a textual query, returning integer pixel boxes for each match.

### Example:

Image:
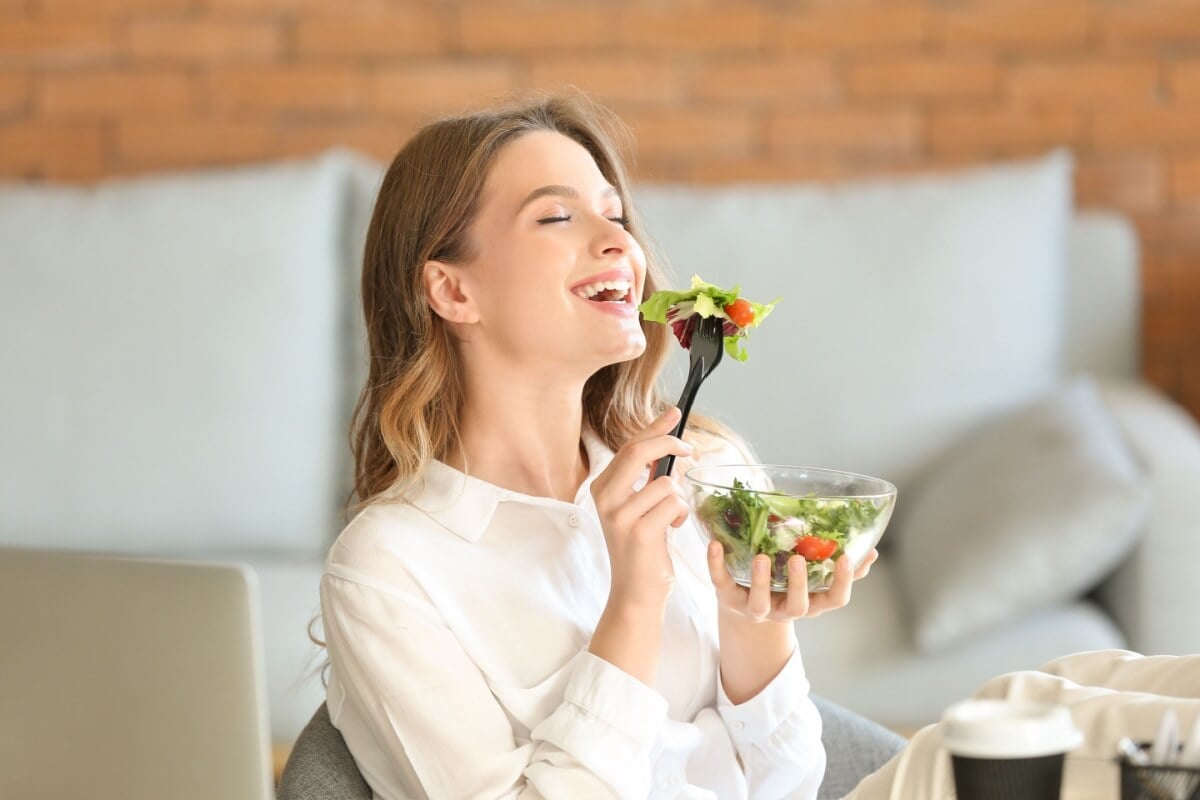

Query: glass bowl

[686,464,897,592]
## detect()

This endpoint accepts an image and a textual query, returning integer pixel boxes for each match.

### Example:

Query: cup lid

[940,699,1084,759]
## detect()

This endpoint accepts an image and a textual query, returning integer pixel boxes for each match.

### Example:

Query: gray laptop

[0,547,275,800]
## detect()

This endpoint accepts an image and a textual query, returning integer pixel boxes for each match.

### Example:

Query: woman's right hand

[589,406,694,614]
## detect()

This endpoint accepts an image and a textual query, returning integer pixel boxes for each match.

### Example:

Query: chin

[603,331,647,365]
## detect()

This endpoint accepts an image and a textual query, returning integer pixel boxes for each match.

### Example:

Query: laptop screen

[0,548,274,800]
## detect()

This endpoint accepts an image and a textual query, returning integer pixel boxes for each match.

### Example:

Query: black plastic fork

[654,315,725,478]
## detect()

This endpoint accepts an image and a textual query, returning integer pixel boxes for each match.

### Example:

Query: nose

[592,216,633,258]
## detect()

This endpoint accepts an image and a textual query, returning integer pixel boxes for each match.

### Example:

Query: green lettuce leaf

[638,274,779,362]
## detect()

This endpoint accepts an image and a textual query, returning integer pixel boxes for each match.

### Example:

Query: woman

[319,93,876,800]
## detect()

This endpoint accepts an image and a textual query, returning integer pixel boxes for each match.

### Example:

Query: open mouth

[572,278,634,305]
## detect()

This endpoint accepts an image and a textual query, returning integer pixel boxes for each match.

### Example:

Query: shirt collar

[411,428,615,543]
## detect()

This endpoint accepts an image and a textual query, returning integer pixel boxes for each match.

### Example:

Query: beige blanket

[846,649,1200,800]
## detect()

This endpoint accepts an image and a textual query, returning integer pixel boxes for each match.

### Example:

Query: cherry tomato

[723,298,755,328]
[794,535,838,561]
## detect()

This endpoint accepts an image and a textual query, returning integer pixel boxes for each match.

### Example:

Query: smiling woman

[315,93,878,800]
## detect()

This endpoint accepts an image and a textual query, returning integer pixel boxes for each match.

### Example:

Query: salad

[695,478,886,589]
[638,275,777,362]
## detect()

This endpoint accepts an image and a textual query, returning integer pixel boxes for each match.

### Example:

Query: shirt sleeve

[716,646,826,800]
[321,565,669,800]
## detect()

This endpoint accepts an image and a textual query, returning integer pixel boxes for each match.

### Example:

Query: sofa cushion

[634,150,1073,494]
[0,152,357,554]
[792,559,1127,730]
[893,378,1149,653]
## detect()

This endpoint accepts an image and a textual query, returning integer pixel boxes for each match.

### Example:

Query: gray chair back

[277,703,371,800]
[278,696,905,800]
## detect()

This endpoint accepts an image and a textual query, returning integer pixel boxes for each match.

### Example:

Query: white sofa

[3,148,1198,741]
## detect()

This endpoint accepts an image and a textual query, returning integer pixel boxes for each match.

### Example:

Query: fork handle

[653,355,707,479]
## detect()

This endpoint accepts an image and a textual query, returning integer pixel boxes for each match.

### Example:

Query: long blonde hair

[350,93,726,511]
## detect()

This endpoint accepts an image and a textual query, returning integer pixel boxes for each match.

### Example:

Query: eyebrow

[517,184,620,213]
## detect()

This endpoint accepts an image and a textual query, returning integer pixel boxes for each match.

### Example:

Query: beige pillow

[895,378,1149,653]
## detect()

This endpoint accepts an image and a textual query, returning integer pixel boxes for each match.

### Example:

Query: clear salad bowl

[686,464,897,592]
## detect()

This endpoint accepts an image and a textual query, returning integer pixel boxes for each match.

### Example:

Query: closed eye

[609,216,630,228]
[537,215,571,224]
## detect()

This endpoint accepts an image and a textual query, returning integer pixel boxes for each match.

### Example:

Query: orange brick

[1075,155,1166,215]
[1141,346,1180,392]
[201,0,344,13]
[617,7,765,52]
[621,110,756,161]
[1167,253,1200,296]
[0,20,114,65]
[36,0,193,17]
[1171,154,1200,205]
[1133,208,1200,250]
[116,119,273,168]
[1094,109,1200,149]
[776,5,927,52]
[0,122,105,180]
[372,63,516,116]
[839,156,985,180]
[690,58,838,106]
[847,55,998,101]
[274,119,418,163]
[127,20,283,63]
[1170,59,1200,101]
[528,57,685,107]
[936,2,1090,50]
[294,10,446,58]
[767,108,921,158]
[38,70,196,118]
[1100,2,1200,47]
[0,73,29,114]
[1181,355,1200,423]
[687,157,842,184]
[458,6,612,53]
[1009,59,1162,107]
[929,107,1081,155]
[206,65,367,114]
[1144,304,1200,345]
[1141,348,1180,396]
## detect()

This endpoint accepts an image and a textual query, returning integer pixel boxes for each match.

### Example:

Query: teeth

[573,278,632,300]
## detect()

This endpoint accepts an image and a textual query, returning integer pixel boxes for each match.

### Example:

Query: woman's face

[449,130,648,374]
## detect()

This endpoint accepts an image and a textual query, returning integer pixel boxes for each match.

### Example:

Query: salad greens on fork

[638,275,778,362]
[640,276,778,478]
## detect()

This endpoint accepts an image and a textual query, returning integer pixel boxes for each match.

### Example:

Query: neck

[450,374,590,504]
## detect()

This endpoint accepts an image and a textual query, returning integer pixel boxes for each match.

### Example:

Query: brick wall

[3,0,1200,419]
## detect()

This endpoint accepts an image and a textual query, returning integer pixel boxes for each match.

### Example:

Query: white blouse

[320,431,825,800]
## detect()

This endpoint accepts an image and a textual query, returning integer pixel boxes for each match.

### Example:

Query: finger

[616,475,684,526]
[591,407,681,492]
[631,406,682,444]
[706,540,743,600]
[817,555,855,612]
[669,454,697,487]
[746,555,773,620]
[853,549,879,580]
[784,555,811,617]
[605,433,693,496]
[632,491,689,543]
[670,502,690,528]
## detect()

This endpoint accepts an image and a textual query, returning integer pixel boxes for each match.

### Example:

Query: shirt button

[732,721,745,731]
[567,513,581,528]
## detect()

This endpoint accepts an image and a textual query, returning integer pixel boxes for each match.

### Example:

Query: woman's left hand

[707,542,879,623]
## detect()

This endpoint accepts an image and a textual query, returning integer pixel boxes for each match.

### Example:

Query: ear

[423,260,480,325]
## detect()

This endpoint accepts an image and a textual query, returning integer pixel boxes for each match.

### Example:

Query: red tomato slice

[723,298,755,328]
[794,536,837,561]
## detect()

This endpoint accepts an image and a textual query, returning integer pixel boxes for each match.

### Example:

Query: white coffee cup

[941,700,1083,800]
